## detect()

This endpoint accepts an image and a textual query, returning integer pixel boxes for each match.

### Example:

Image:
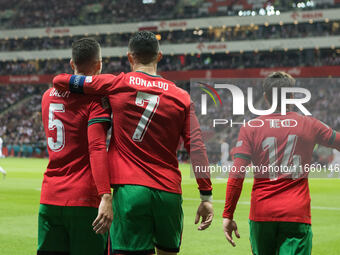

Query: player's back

[41,87,107,207]
[251,112,321,170]
[107,71,191,194]
[235,111,335,223]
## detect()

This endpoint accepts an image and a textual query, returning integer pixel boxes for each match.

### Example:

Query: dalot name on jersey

[49,88,70,98]
[129,76,169,91]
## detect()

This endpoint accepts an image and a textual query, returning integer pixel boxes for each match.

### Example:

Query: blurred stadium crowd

[1,49,340,76]
[1,21,340,51]
[1,0,338,29]
[0,0,340,161]
[0,85,47,157]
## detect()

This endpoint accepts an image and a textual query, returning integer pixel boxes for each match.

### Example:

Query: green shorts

[249,220,313,255]
[110,185,183,254]
[38,204,107,255]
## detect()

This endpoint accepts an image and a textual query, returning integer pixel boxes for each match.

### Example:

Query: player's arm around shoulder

[53,72,124,95]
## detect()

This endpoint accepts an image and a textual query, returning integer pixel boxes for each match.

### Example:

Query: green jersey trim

[136,71,161,78]
[328,130,336,145]
[234,153,251,161]
[88,117,111,127]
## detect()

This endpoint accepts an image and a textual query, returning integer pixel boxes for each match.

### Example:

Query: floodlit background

[1,0,340,254]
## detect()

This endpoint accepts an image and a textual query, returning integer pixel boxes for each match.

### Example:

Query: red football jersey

[232,112,338,224]
[41,87,111,207]
[53,71,212,194]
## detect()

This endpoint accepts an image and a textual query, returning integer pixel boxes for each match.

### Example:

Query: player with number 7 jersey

[53,67,213,197]
[53,31,213,254]
[54,71,212,194]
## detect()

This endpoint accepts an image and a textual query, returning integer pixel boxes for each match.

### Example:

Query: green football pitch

[0,158,340,255]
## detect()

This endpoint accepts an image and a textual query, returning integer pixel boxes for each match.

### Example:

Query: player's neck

[133,64,157,76]
[74,72,96,76]
[74,68,98,76]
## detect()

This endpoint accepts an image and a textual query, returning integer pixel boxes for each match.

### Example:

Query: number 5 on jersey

[132,92,160,142]
[48,103,65,152]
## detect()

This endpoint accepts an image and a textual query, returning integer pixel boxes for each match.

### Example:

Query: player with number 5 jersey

[39,38,113,255]
[41,91,111,207]
[53,31,213,255]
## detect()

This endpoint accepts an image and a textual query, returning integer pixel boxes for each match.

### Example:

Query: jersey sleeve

[88,96,111,127]
[233,126,252,161]
[88,121,111,195]
[312,118,340,150]
[87,96,112,195]
[182,101,212,194]
[53,73,124,95]
[223,157,249,219]
[312,118,336,146]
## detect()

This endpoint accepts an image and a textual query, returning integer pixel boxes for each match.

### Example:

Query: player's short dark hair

[72,38,101,66]
[128,31,159,65]
[263,71,296,104]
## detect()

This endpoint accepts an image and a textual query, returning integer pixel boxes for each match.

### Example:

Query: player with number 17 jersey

[54,71,212,194]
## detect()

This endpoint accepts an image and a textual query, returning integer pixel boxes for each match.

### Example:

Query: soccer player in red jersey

[222,72,340,254]
[53,31,213,255]
[38,38,113,255]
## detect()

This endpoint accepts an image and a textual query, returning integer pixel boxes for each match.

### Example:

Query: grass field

[0,158,340,254]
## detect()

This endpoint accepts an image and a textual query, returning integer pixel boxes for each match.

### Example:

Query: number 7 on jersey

[132,92,160,142]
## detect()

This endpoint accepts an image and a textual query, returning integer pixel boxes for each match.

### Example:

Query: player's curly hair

[128,31,159,65]
[263,71,296,104]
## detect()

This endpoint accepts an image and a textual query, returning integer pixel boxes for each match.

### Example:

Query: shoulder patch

[236,140,243,147]
[85,76,93,83]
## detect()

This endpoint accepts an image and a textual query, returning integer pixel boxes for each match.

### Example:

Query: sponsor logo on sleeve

[85,76,93,83]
